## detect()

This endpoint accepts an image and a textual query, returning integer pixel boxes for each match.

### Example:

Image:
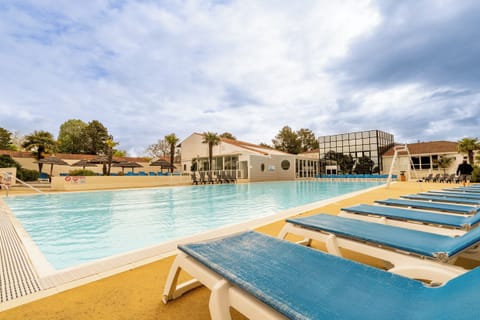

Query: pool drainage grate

[0,207,41,303]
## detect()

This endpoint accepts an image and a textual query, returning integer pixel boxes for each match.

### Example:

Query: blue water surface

[5,181,381,269]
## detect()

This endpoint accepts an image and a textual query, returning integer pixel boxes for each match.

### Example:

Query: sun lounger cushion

[179,231,426,319]
[375,198,478,214]
[286,214,480,259]
[425,191,480,199]
[444,187,480,194]
[401,194,480,205]
[179,231,480,319]
[343,204,480,229]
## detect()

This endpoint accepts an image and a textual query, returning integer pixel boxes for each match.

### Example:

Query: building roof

[298,148,319,155]
[0,149,150,162]
[220,137,291,156]
[187,133,291,156]
[383,141,458,156]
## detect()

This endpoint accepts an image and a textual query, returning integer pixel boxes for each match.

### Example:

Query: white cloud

[2,0,476,156]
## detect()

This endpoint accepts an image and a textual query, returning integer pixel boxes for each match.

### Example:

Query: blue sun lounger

[163,231,480,319]
[341,204,480,231]
[279,214,476,282]
[401,194,480,206]
[444,187,480,193]
[375,198,479,214]
[425,191,480,199]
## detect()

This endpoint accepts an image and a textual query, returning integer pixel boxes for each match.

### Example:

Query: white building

[179,133,297,182]
[382,141,465,179]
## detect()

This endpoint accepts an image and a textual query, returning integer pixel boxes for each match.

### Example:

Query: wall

[51,175,192,191]
[248,154,296,182]
[180,133,210,164]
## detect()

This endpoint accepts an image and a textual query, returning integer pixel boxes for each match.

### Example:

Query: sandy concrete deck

[1,181,478,319]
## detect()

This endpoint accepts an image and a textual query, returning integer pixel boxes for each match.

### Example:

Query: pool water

[5,181,381,270]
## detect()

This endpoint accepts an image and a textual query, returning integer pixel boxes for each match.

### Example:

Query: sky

[1,0,479,156]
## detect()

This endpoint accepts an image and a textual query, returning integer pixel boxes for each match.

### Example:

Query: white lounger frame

[337,211,480,261]
[162,251,287,320]
[278,222,467,283]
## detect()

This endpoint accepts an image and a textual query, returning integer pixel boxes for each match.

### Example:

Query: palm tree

[457,137,480,165]
[105,135,118,175]
[21,130,56,173]
[202,132,220,171]
[164,133,179,173]
[436,156,454,174]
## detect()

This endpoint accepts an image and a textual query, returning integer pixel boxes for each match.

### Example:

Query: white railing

[1,172,44,196]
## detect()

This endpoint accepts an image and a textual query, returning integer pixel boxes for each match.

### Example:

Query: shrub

[68,169,97,176]
[472,167,480,183]
[0,155,21,169]
[17,168,39,181]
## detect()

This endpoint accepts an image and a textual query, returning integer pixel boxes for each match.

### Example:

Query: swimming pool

[5,181,382,270]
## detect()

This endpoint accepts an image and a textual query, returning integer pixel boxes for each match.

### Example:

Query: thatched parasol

[150,159,176,173]
[35,156,69,180]
[113,161,143,174]
[71,159,98,170]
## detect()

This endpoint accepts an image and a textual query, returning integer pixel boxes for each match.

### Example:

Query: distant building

[296,149,320,178]
[318,130,394,174]
[179,133,296,181]
[382,141,463,179]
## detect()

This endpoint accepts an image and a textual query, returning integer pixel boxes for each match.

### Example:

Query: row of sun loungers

[191,171,237,185]
[421,173,471,183]
[162,184,480,319]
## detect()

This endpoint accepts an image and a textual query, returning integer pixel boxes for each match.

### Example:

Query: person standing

[456,158,474,186]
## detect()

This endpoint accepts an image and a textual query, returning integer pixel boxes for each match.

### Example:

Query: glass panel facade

[318,130,394,174]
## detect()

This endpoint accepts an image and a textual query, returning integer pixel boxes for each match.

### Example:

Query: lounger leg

[209,280,233,320]
[162,253,203,303]
[325,234,343,257]
[210,280,288,320]
[278,223,312,246]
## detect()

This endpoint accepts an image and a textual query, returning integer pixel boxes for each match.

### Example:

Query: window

[281,160,291,170]
[411,157,420,170]
[261,163,265,172]
[421,156,431,169]
[432,155,439,169]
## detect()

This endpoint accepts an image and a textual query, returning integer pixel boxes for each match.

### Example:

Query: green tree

[114,150,127,157]
[436,156,455,174]
[21,130,56,172]
[297,128,319,152]
[272,126,301,154]
[338,154,355,174]
[80,120,109,154]
[202,132,220,171]
[165,133,180,173]
[0,154,21,169]
[0,127,14,150]
[219,132,236,140]
[57,119,88,153]
[354,156,374,174]
[259,142,272,148]
[457,137,480,165]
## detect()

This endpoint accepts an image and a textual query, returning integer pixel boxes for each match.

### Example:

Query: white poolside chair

[163,231,480,319]
[338,204,476,236]
[278,214,478,283]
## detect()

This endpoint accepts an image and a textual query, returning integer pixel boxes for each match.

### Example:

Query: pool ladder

[1,172,45,196]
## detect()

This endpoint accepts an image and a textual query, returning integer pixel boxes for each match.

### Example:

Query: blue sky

[1,0,479,156]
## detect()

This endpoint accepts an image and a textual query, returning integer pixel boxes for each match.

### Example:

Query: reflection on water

[5,181,380,269]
